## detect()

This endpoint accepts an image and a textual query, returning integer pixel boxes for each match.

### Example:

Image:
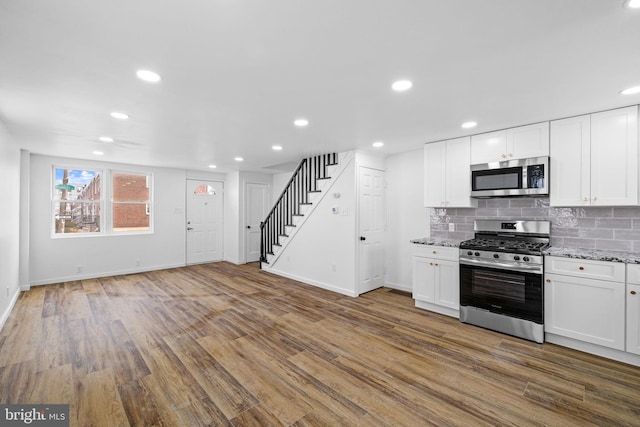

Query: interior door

[358,166,385,294]
[245,182,270,263]
[186,180,223,265]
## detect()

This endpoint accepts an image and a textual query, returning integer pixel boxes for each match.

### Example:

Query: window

[112,172,152,232]
[52,167,153,237]
[53,168,102,234]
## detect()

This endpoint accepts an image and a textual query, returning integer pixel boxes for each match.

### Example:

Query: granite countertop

[543,246,640,264]
[410,238,462,248]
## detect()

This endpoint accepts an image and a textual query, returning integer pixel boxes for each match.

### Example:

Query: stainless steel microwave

[470,156,549,198]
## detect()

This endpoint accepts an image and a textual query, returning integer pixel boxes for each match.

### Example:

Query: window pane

[194,184,216,195]
[113,203,150,232]
[54,202,101,234]
[113,173,149,201]
[54,168,101,201]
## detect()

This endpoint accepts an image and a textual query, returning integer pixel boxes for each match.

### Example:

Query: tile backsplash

[430,197,640,252]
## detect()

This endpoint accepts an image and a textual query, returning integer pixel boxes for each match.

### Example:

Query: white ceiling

[1,0,639,173]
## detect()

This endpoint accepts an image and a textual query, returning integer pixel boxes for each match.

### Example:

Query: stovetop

[459,238,549,255]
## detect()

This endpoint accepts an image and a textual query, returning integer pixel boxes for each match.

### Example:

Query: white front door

[358,166,385,294]
[186,180,223,265]
[245,182,270,263]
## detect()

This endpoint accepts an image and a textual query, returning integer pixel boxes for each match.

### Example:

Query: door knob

[360,236,366,241]
[247,225,251,229]
[187,227,194,231]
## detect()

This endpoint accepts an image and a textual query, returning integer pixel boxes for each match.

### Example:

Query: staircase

[260,153,340,267]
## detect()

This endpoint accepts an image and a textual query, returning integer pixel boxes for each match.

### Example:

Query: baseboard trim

[29,263,186,287]
[545,333,640,367]
[384,281,412,293]
[263,267,358,297]
[0,288,21,332]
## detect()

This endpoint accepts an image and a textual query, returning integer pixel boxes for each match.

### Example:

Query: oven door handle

[459,258,543,274]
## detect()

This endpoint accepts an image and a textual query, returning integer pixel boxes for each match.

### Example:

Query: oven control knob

[523,256,530,262]
[493,254,499,259]
[467,251,473,256]
[513,255,520,261]
[474,252,480,256]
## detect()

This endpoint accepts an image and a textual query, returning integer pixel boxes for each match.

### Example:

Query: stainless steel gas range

[459,219,550,343]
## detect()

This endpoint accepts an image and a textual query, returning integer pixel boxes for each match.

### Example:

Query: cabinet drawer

[628,264,640,285]
[545,256,625,282]
[413,245,459,261]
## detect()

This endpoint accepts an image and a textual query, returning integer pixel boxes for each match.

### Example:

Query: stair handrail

[261,157,307,231]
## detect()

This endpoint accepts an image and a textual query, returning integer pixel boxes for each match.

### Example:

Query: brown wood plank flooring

[1,262,640,426]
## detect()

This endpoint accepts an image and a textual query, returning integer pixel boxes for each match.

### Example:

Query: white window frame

[110,170,154,235]
[51,165,154,238]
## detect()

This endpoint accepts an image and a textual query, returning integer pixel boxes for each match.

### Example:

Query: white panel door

[550,114,591,206]
[444,136,476,208]
[590,105,638,206]
[358,166,385,295]
[245,183,270,263]
[545,273,625,350]
[506,122,549,160]
[424,141,446,207]
[628,284,640,356]
[186,180,224,265]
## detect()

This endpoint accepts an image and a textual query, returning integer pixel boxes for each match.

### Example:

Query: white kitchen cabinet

[550,105,638,207]
[545,257,626,351]
[470,122,549,164]
[424,137,477,208]
[412,245,459,317]
[626,264,640,356]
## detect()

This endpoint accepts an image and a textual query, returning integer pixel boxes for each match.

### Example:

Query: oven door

[460,262,543,324]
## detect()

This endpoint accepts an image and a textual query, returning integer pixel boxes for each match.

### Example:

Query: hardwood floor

[2,262,640,426]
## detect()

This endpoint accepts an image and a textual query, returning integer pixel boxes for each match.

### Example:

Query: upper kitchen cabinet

[550,105,638,207]
[424,137,477,208]
[470,122,549,164]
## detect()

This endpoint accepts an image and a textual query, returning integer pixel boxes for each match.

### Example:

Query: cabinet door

[434,259,459,310]
[470,130,507,164]
[445,137,477,208]
[628,284,640,356]
[550,115,590,206]
[424,142,446,207]
[413,256,435,303]
[506,122,549,160]
[545,273,625,350]
[590,106,638,206]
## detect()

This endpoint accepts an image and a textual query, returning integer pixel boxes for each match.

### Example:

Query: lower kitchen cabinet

[545,257,626,351]
[626,264,640,356]
[412,245,459,318]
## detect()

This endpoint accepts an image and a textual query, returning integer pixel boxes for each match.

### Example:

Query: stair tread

[317,177,331,180]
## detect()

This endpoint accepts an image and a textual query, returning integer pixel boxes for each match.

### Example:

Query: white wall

[270,155,357,296]
[0,122,21,330]
[385,148,430,291]
[29,154,190,285]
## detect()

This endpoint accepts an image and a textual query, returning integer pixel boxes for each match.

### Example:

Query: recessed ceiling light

[99,136,114,143]
[234,157,244,162]
[392,80,413,92]
[462,121,478,129]
[208,164,217,169]
[92,150,104,156]
[627,0,640,8]
[620,85,640,95]
[110,112,129,120]
[136,69,161,83]
[272,145,283,151]
[294,119,309,127]
[372,141,384,148]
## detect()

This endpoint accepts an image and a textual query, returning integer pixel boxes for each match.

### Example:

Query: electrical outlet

[76,265,82,273]
[449,223,455,232]
[332,264,336,272]
[136,259,141,266]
